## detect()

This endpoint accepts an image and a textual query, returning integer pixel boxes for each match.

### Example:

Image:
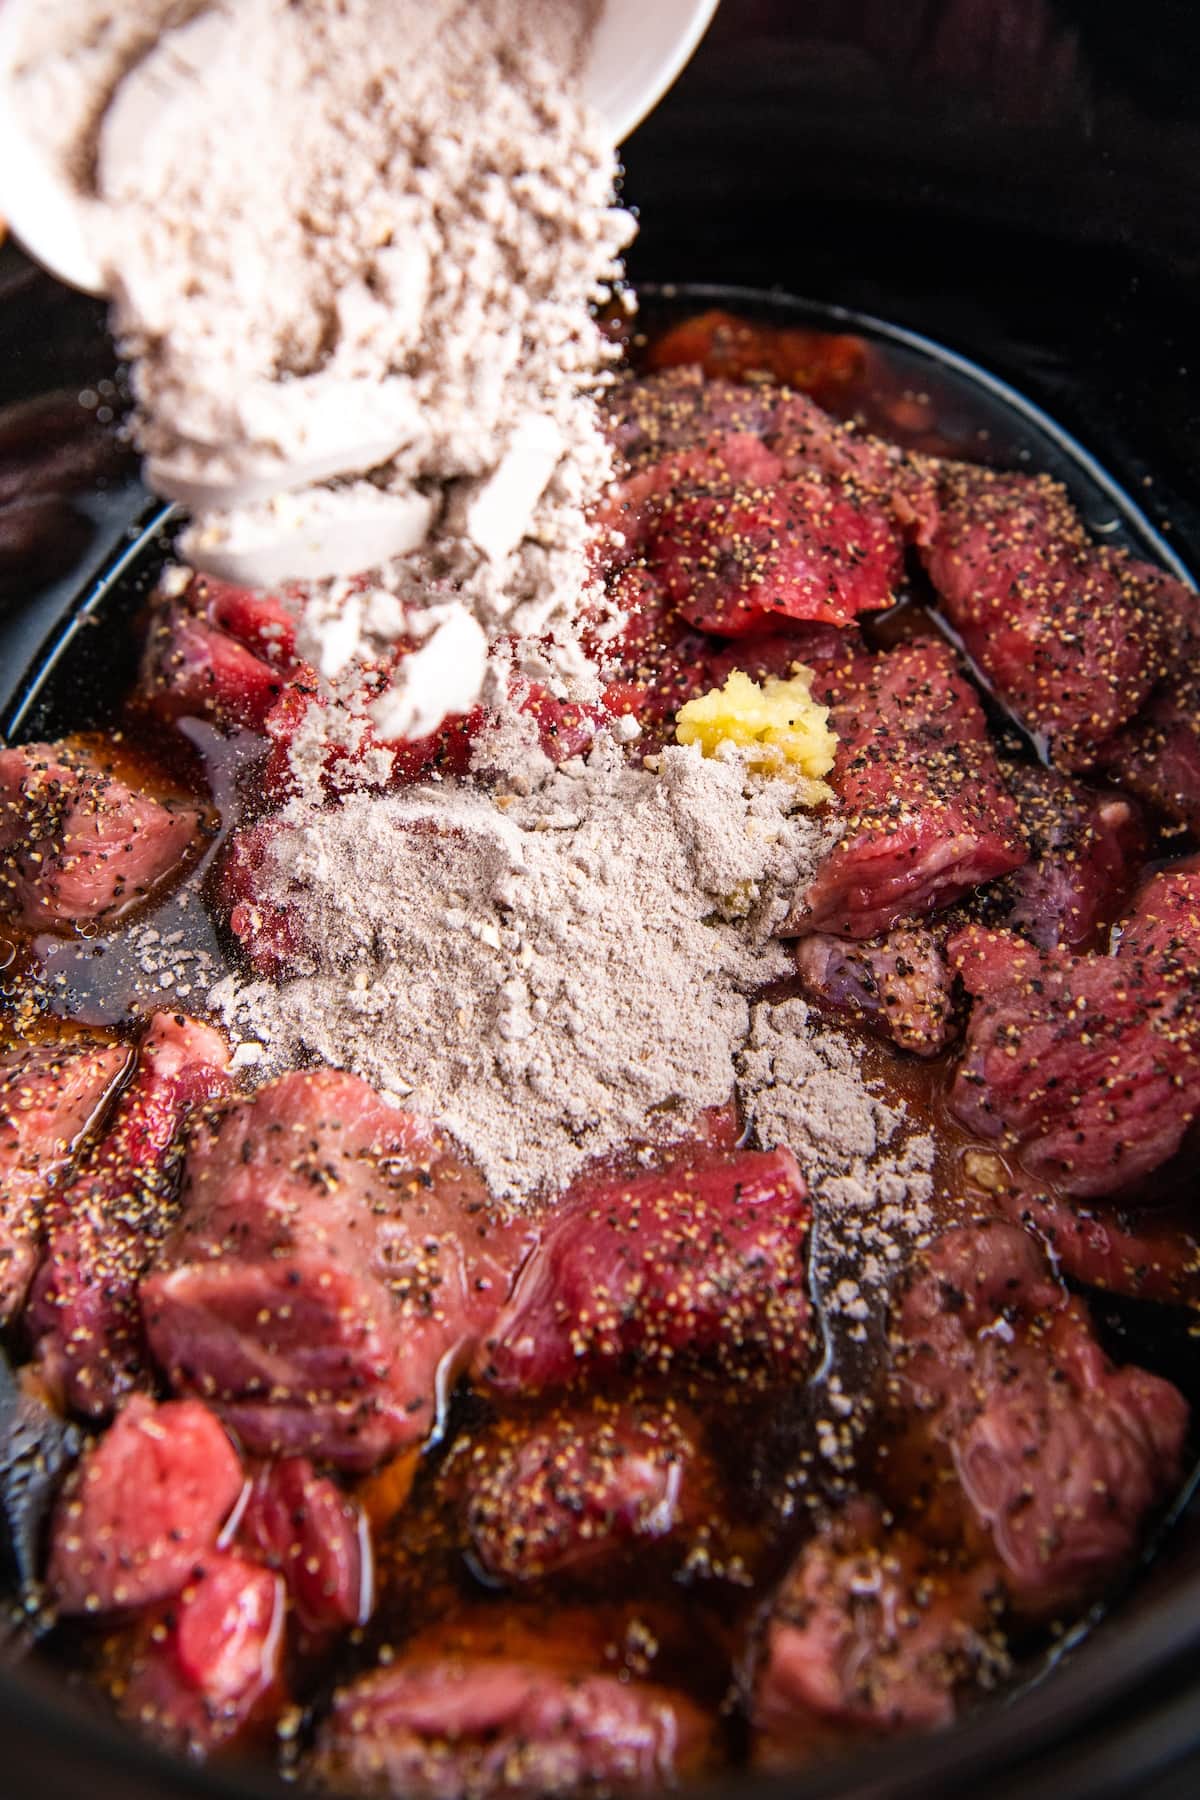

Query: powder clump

[210,743,833,1202]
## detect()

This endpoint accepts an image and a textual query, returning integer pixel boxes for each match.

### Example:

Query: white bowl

[0,0,720,297]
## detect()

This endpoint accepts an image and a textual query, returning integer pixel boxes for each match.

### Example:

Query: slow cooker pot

[0,1,1197,1794]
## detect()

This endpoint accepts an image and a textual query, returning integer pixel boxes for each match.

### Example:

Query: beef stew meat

[0,312,1196,1796]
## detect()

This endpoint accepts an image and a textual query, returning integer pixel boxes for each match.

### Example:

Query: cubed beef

[310,1656,712,1798]
[476,1144,811,1396]
[752,1500,1004,1758]
[212,819,306,978]
[238,1457,371,1633]
[47,1395,243,1615]
[920,466,1170,769]
[141,1070,534,1470]
[137,570,308,735]
[260,671,481,805]
[606,367,798,470]
[1097,567,1200,832]
[997,1185,1200,1308]
[110,1552,283,1756]
[0,1037,130,1321]
[948,865,1200,1197]
[643,309,870,410]
[786,639,1027,939]
[794,927,957,1056]
[979,761,1146,950]
[463,1399,711,1585]
[27,1013,232,1419]
[882,1223,1188,1617]
[595,565,721,738]
[0,741,203,929]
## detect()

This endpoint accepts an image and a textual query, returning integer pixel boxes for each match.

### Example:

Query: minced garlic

[674,669,837,803]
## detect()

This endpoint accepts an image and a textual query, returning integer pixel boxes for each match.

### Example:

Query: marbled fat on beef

[141,1069,534,1469]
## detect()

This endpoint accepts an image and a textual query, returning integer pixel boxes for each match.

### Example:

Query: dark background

[0,1,1198,1793]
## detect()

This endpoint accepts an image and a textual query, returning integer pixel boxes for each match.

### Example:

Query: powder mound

[211,744,832,1201]
[11,0,632,725]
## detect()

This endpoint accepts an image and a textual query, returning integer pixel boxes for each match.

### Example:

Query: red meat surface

[981,761,1146,950]
[212,818,306,978]
[1097,568,1200,832]
[787,639,1027,939]
[752,1500,1002,1757]
[463,1399,711,1585]
[476,1144,811,1396]
[141,1069,534,1469]
[27,1012,232,1419]
[883,1223,1188,1618]
[948,865,1200,1197]
[239,1457,371,1633]
[649,473,903,633]
[0,740,202,928]
[112,1552,284,1756]
[0,1036,130,1321]
[644,309,870,410]
[920,466,1170,769]
[138,599,300,733]
[47,1394,243,1615]
[997,1186,1200,1309]
[310,1656,712,1798]
[794,927,957,1057]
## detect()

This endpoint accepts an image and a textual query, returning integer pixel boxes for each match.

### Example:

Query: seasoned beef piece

[463,1399,712,1585]
[997,1185,1200,1308]
[644,309,870,410]
[47,1395,243,1616]
[239,1457,372,1633]
[213,818,306,978]
[920,466,1170,769]
[883,1223,1188,1617]
[0,1037,130,1321]
[141,1070,534,1470]
[109,1551,283,1756]
[648,473,903,633]
[0,741,203,929]
[310,1656,712,1798]
[28,1013,232,1419]
[477,1144,811,1396]
[981,761,1146,950]
[752,1500,1004,1758]
[595,565,721,737]
[137,573,307,734]
[1097,567,1200,832]
[787,639,1027,939]
[948,865,1200,1197]
[605,367,936,542]
[794,927,957,1056]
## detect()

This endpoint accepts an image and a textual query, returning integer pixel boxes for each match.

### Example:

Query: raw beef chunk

[980,761,1146,950]
[996,1185,1200,1308]
[28,1013,232,1418]
[788,639,1027,939]
[948,865,1200,1197]
[649,474,903,633]
[920,466,1170,768]
[752,1500,1003,1757]
[0,1037,130,1321]
[137,573,305,733]
[463,1399,711,1585]
[110,1552,283,1756]
[1097,567,1200,832]
[47,1395,243,1615]
[238,1456,371,1632]
[477,1144,811,1396]
[882,1223,1188,1617]
[310,1656,712,1798]
[0,741,202,928]
[794,927,957,1056]
[141,1069,533,1469]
